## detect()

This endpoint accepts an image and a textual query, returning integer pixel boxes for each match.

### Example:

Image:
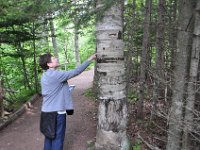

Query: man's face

[47,57,59,68]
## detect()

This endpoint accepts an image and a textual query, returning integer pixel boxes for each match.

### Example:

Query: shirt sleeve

[55,60,91,82]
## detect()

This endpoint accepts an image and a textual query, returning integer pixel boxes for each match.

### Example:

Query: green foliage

[128,89,139,103]
[0,0,96,111]
[84,88,96,100]
[15,89,35,104]
[4,89,35,111]
[0,0,121,112]
[132,139,142,150]
[87,140,95,150]
[80,26,96,62]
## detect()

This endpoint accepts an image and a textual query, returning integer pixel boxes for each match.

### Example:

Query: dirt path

[0,69,97,150]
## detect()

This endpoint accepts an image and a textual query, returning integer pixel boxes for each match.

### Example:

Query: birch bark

[95,1,129,149]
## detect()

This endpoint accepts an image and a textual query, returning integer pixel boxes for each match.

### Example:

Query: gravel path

[0,69,97,150]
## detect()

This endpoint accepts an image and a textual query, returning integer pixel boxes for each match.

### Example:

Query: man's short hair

[39,53,52,70]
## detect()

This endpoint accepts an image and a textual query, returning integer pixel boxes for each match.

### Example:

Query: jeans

[44,114,66,150]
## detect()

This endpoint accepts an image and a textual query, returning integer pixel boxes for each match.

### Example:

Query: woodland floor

[0,68,169,150]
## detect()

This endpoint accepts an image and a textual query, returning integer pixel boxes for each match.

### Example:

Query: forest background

[0,0,200,150]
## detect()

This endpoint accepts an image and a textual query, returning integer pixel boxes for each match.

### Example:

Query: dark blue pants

[44,114,66,150]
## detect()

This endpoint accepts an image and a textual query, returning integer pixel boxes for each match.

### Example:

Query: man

[39,53,96,150]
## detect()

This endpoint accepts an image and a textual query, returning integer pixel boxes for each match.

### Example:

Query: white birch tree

[95,1,130,149]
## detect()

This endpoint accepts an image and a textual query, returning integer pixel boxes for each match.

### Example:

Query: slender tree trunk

[20,56,31,90]
[151,0,165,119]
[166,0,178,102]
[41,18,49,50]
[182,1,200,149]
[32,22,38,92]
[49,17,59,58]
[17,43,31,90]
[95,1,130,149]
[74,21,81,66]
[197,52,200,112]
[73,0,81,67]
[0,80,4,117]
[138,0,152,119]
[155,0,165,95]
[0,51,3,117]
[63,30,68,70]
[169,0,177,72]
[166,0,195,149]
[126,0,136,85]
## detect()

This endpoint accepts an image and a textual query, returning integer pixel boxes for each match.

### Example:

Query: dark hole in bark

[100,72,107,76]
[97,57,124,63]
[111,123,119,132]
[103,47,105,50]
[117,31,122,39]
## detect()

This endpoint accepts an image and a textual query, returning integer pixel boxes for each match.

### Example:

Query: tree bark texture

[41,18,49,50]
[74,22,81,67]
[182,1,200,150]
[166,0,178,101]
[17,43,31,90]
[166,0,195,150]
[155,0,165,95]
[95,1,129,150]
[151,0,165,119]
[49,17,59,58]
[125,0,136,86]
[168,0,177,72]
[0,80,4,117]
[138,0,152,119]
[32,22,38,92]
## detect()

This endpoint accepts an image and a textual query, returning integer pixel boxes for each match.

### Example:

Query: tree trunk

[49,17,59,58]
[182,1,200,150]
[0,53,3,117]
[137,0,152,119]
[17,43,31,90]
[155,0,165,95]
[41,18,49,50]
[166,0,178,101]
[20,55,31,90]
[125,0,136,85]
[95,1,130,150]
[63,30,69,70]
[151,0,165,119]
[32,22,38,92]
[74,21,81,66]
[168,0,177,72]
[166,0,195,150]
[0,80,4,117]
[73,0,81,67]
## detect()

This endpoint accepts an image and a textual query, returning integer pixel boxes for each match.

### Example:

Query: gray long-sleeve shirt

[41,60,90,112]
